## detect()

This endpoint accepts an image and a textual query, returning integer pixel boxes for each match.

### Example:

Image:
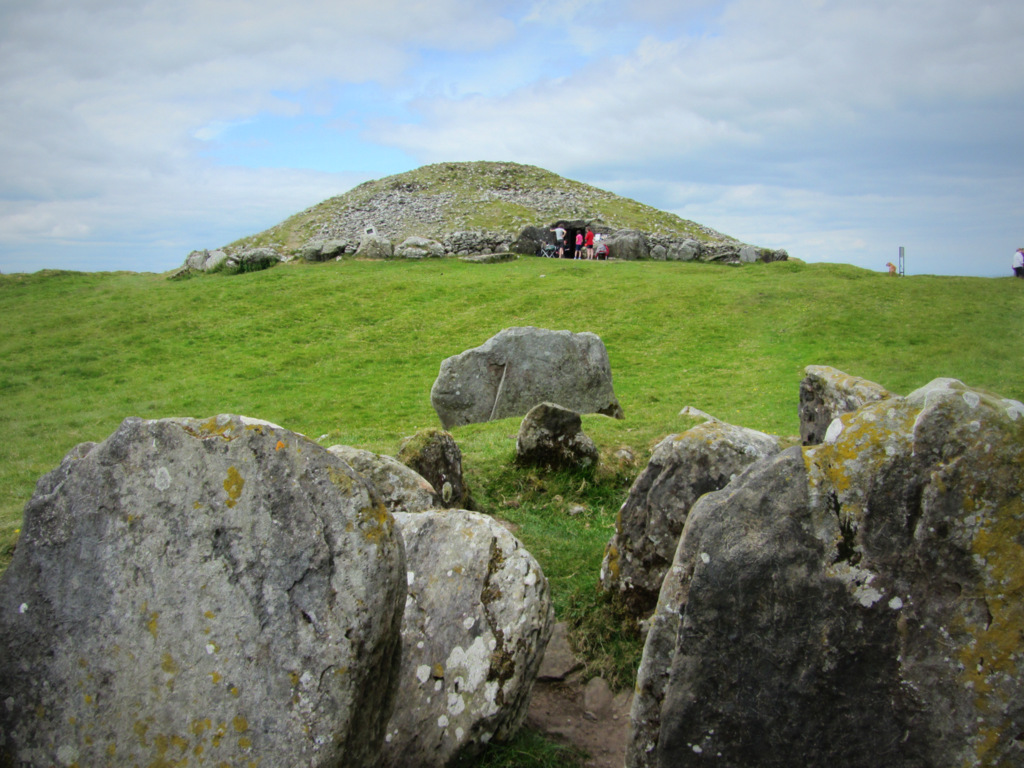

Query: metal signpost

[898,246,905,276]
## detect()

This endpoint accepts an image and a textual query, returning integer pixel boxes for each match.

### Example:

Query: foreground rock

[0,415,406,768]
[329,444,438,513]
[515,402,599,472]
[628,379,1024,768]
[799,364,893,445]
[431,326,624,429]
[600,420,780,616]
[382,510,553,768]
[397,428,473,509]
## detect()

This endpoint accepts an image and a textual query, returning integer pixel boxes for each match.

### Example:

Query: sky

[1,0,1022,277]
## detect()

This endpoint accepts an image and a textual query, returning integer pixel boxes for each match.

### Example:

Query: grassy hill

[224,161,735,254]
[2,257,1022,765]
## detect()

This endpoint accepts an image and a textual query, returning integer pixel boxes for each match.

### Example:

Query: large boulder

[224,246,281,273]
[184,248,228,272]
[600,420,780,616]
[396,236,445,259]
[328,444,438,513]
[431,326,624,429]
[627,379,1024,768]
[515,402,599,472]
[397,428,472,509]
[302,239,353,262]
[355,234,394,259]
[512,399,598,473]
[605,230,649,260]
[382,510,553,768]
[799,364,894,445]
[0,415,406,768]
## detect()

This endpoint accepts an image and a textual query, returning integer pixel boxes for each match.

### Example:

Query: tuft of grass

[460,727,587,768]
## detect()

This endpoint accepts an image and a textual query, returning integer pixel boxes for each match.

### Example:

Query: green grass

[2,257,1022,764]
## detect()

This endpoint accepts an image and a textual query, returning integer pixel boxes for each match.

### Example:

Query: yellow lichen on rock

[223,466,244,508]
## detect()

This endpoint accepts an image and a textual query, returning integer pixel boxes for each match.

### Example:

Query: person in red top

[585,229,595,259]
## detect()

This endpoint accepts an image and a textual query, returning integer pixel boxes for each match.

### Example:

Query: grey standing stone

[382,510,553,768]
[515,402,599,472]
[328,444,438,513]
[431,326,624,429]
[601,420,780,616]
[799,364,893,445]
[627,379,1024,768]
[355,234,394,259]
[0,415,406,768]
[397,428,472,509]
[605,230,649,260]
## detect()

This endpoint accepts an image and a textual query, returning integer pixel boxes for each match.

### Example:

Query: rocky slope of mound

[225,161,739,256]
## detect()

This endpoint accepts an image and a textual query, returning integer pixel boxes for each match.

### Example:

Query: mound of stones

[0,416,552,767]
[431,326,624,429]
[626,372,1024,768]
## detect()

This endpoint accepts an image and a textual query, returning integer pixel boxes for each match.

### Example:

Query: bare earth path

[526,675,633,768]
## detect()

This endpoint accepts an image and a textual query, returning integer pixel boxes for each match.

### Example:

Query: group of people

[549,226,609,260]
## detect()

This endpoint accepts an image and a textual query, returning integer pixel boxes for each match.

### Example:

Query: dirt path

[526,678,632,767]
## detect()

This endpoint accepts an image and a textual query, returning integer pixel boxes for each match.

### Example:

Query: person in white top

[1013,247,1024,278]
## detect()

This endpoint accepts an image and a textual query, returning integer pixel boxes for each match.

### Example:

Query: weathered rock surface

[328,444,438,513]
[185,248,228,272]
[396,236,445,259]
[605,230,649,261]
[627,379,1024,768]
[460,252,518,264]
[600,420,780,616]
[431,326,624,429]
[224,246,281,273]
[397,428,472,509]
[382,509,554,768]
[800,364,894,445]
[303,238,353,261]
[515,402,599,472]
[355,233,395,259]
[0,415,406,768]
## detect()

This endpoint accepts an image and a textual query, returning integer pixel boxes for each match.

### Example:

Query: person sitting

[595,241,609,260]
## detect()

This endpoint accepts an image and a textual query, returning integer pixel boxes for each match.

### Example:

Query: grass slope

[1,258,1021,764]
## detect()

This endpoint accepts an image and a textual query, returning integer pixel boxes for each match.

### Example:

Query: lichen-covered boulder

[397,428,472,510]
[431,326,624,429]
[600,420,780,616]
[515,402,599,472]
[799,364,893,445]
[382,510,553,768]
[0,415,406,768]
[328,445,438,513]
[627,379,1024,768]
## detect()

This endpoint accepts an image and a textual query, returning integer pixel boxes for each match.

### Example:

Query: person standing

[551,225,567,258]
[585,229,595,259]
[574,231,584,259]
[1013,247,1024,278]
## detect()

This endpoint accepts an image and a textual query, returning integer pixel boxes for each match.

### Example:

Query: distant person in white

[1013,247,1024,278]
